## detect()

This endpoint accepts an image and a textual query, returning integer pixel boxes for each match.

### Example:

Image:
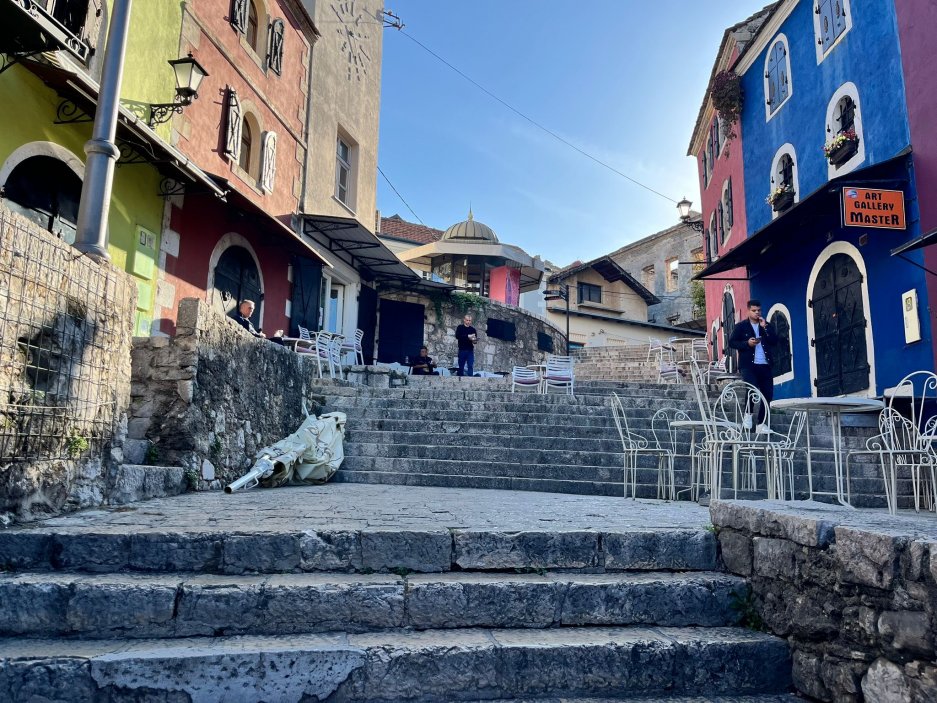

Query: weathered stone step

[0,570,746,638]
[0,525,716,574]
[342,443,639,469]
[108,465,187,506]
[345,430,624,451]
[326,408,621,425]
[0,626,792,701]
[335,469,677,500]
[343,417,621,437]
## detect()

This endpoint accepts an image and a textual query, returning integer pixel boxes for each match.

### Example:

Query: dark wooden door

[811,253,870,396]
[289,256,322,336]
[357,285,377,364]
[214,246,262,328]
[722,292,736,372]
[377,299,424,364]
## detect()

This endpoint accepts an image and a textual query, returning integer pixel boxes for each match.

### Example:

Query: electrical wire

[397,29,679,205]
[378,165,425,225]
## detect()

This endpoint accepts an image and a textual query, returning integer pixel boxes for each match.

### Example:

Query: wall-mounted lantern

[148,54,209,126]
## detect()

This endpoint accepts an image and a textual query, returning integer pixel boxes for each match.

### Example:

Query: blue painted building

[698,0,932,398]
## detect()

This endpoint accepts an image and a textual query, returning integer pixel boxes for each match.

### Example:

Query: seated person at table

[411,347,437,375]
[233,299,284,343]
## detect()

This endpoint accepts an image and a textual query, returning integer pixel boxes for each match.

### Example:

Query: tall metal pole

[74,0,134,260]
[565,284,570,356]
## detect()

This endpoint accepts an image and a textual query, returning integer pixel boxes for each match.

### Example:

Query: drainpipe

[74,0,134,260]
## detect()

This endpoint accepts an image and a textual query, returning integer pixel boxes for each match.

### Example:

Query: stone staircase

[571,344,682,383]
[0,485,795,700]
[322,380,704,498]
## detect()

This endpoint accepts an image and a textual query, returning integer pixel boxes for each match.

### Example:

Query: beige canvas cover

[259,411,347,487]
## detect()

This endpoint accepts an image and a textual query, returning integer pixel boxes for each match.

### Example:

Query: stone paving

[20,483,713,533]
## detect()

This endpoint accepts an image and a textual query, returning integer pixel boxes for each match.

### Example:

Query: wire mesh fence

[0,207,132,463]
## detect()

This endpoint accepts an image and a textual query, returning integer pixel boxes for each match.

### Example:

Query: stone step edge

[0,571,747,637]
[0,525,718,574]
[0,626,793,701]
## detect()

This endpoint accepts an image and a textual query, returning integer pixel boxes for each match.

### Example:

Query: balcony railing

[1,0,99,64]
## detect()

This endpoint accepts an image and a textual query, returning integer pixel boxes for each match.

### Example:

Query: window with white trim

[769,144,800,218]
[814,0,851,59]
[825,83,865,176]
[767,304,793,382]
[335,136,352,206]
[709,212,718,259]
[722,178,733,241]
[764,35,792,118]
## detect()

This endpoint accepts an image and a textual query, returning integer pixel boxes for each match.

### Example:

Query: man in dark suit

[728,299,777,427]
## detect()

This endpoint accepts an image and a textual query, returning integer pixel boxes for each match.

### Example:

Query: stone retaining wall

[0,208,136,519]
[712,500,937,702]
[129,298,324,488]
[379,292,566,371]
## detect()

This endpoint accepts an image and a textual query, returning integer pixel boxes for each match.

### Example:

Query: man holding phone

[455,314,478,377]
[728,299,777,428]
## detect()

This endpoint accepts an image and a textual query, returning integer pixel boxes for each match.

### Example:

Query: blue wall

[737,0,932,396]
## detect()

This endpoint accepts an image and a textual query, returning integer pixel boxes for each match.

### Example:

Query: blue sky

[376,1,772,266]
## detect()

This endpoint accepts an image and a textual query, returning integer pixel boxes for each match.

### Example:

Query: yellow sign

[842,188,906,229]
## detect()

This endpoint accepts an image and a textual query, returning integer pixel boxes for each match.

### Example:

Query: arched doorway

[810,252,870,396]
[2,156,82,244]
[722,288,737,372]
[213,245,262,328]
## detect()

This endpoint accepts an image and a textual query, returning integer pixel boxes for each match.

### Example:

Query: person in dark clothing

[728,299,777,428]
[455,314,478,377]
[411,347,437,375]
[233,300,283,343]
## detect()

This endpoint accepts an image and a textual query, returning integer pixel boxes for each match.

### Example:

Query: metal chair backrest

[511,366,541,392]
[886,371,937,443]
[651,407,691,455]
[714,380,769,438]
[610,393,649,451]
[298,326,314,342]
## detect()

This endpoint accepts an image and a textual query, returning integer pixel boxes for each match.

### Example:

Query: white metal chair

[657,357,686,384]
[646,337,675,362]
[543,355,574,395]
[327,334,345,379]
[651,407,692,500]
[511,366,541,393]
[340,328,365,365]
[293,326,317,355]
[691,337,710,362]
[611,393,671,499]
[309,331,333,378]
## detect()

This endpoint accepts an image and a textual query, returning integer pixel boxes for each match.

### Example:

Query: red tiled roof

[379,214,443,245]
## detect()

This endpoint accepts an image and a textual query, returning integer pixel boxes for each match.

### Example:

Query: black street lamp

[677,196,704,233]
[544,284,570,355]
[148,54,209,126]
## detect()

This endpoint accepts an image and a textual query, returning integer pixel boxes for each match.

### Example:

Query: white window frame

[825,82,865,178]
[770,143,800,221]
[763,34,793,122]
[813,0,853,64]
[721,179,733,243]
[766,303,794,385]
[335,136,352,208]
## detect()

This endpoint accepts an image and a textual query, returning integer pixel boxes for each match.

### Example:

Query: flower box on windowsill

[772,190,795,213]
[827,138,859,166]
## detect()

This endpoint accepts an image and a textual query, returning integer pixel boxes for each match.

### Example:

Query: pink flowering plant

[766,183,793,206]
[711,71,743,142]
[823,128,859,158]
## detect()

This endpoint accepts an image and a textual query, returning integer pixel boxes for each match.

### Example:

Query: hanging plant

[711,70,743,141]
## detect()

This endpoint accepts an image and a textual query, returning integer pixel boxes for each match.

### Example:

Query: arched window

[709,212,718,259]
[246,1,260,50]
[825,83,865,175]
[238,118,253,174]
[716,201,725,244]
[2,155,82,244]
[767,304,793,383]
[814,0,852,60]
[764,35,792,118]
[722,178,734,237]
[769,144,799,217]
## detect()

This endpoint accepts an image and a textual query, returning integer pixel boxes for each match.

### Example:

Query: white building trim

[813,0,853,64]
[766,302,794,384]
[764,33,793,122]
[770,143,800,221]
[0,141,85,185]
[825,82,865,179]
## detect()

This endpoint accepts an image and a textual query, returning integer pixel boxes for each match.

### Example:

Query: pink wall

[693,47,751,360]
[896,0,937,367]
[489,266,520,306]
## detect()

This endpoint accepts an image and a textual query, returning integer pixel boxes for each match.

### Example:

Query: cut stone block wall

[712,500,937,702]
[129,298,323,488]
[378,292,567,372]
[0,207,136,519]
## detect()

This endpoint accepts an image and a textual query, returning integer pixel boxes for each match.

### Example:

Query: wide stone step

[345,430,624,452]
[342,417,622,438]
[0,525,716,574]
[0,571,746,638]
[326,408,622,425]
[334,469,675,500]
[342,443,636,468]
[326,398,696,414]
[0,627,792,701]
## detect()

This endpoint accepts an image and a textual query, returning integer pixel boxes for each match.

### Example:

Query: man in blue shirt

[728,299,777,427]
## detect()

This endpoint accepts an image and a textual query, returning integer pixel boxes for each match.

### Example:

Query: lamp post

[544,284,570,355]
[73,0,134,260]
[148,54,209,126]
[677,196,704,233]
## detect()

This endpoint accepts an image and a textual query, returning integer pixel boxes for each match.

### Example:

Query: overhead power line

[378,165,425,225]
[395,29,679,205]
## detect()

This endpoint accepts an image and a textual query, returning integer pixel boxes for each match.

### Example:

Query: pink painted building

[154,0,327,335]
[896,0,937,368]
[687,7,775,366]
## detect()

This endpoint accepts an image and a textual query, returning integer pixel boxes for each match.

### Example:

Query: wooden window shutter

[267,18,285,75]
[231,0,249,33]
[726,178,734,227]
[260,131,277,192]
[224,88,242,160]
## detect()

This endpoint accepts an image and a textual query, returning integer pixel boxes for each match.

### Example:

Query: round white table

[770,397,884,506]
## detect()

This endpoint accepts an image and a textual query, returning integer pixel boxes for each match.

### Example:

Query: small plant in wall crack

[183,467,200,491]
[65,431,90,459]
[729,586,766,632]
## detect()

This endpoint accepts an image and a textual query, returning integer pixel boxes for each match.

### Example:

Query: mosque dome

[441,209,499,243]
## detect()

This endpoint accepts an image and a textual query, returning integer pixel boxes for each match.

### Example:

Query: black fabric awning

[891,227,937,256]
[302,213,443,285]
[695,151,913,280]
